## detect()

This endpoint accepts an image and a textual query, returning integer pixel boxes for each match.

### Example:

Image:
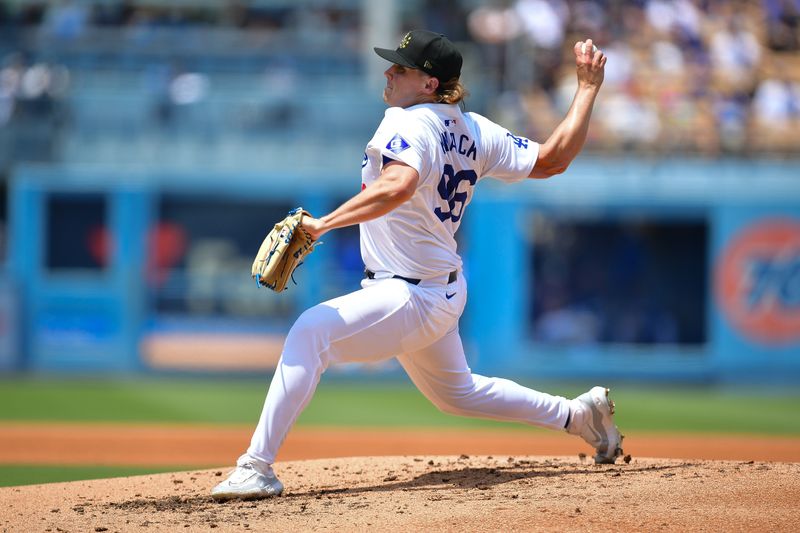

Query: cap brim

[373,47,417,69]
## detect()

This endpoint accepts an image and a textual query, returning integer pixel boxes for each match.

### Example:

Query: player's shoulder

[381,106,420,129]
[464,110,500,131]
[464,111,518,147]
[381,105,446,138]
[383,104,440,123]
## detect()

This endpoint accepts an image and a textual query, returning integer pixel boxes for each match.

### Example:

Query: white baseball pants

[246,273,571,465]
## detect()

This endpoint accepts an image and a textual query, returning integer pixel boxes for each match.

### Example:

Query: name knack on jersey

[440,131,477,160]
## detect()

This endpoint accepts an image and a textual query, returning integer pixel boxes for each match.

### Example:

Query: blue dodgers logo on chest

[386,133,411,154]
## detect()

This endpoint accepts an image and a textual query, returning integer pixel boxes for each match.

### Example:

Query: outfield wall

[4,158,800,383]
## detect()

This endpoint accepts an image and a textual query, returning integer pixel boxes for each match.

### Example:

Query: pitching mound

[3,455,799,532]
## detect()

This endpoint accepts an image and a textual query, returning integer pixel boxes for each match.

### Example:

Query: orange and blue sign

[715,218,800,345]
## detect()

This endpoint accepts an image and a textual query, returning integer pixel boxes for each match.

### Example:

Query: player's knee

[282,305,334,365]
[431,388,474,416]
[289,306,330,342]
[283,313,317,355]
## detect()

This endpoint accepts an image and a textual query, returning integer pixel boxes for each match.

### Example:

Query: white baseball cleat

[211,459,284,501]
[566,386,624,464]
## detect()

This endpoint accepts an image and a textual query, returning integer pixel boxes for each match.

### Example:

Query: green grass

[1,377,798,487]
[1,377,799,435]
[0,464,187,488]
[0,377,268,424]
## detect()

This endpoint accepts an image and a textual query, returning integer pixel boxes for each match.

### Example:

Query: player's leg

[246,278,464,464]
[396,328,623,462]
[212,279,455,500]
[396,326,570,430]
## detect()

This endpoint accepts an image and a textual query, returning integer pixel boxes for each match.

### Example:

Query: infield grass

[0,464,185,488]
[1,376,799,435]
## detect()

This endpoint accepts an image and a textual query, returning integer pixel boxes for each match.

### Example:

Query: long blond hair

[436,77,468,104]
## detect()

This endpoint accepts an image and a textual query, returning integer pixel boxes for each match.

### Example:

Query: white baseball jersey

[360,103,539,279]
[244,104,578,471]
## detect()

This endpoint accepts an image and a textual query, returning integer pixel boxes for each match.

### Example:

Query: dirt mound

[3,455,799,532]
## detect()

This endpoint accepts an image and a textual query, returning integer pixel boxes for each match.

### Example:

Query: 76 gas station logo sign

[715,219,800,345]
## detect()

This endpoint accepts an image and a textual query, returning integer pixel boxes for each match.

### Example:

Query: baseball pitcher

[213,30,621,501]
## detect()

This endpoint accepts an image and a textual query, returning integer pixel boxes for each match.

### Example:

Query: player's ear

[424,76,439,95]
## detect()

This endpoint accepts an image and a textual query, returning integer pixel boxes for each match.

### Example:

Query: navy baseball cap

[374,30,462,82]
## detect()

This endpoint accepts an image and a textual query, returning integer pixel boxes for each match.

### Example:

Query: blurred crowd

[0,50,69,169]
[466,0,800,156]
[0,0,358,35]
[0,0,798,161]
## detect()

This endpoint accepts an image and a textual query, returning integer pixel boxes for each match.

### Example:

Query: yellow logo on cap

[424,60,432,69]
[399,32,411,49]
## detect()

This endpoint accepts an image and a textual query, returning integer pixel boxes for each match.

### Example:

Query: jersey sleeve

[372,108,432,181]
[476,115,539,183]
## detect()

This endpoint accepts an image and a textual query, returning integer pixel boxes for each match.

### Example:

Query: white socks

[565,399,588,435]
[237,453,274,477]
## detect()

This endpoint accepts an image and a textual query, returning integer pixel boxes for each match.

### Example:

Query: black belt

[364,269,457,285]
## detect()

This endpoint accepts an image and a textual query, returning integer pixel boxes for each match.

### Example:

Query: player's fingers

[576,39,600,62]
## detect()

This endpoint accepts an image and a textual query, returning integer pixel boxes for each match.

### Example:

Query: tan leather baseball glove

[251,207,317,292]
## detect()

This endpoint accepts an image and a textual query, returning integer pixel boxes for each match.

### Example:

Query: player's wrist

[576,79,602,92]
[314,216,335,239]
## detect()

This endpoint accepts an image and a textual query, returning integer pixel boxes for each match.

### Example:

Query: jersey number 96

[434,164,477,224]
